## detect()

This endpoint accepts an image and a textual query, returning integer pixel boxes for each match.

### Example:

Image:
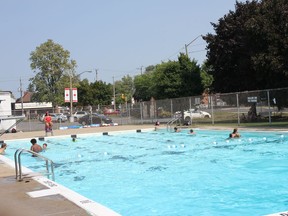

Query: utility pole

[95,69,98,81]
[137,66,144,75]
[185,35,201,58]
[69,70,92,122]
[69,74,73,122]
[113,76,116,111]
[20,78,24,115]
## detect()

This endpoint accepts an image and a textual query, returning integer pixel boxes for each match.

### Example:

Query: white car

[175,109,211,121]
[73,111,88,120]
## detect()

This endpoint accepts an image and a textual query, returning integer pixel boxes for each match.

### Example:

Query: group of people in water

[155,120,240,138]
[0,139,47,155]
[30,138,48,154]
[0,118,241,156]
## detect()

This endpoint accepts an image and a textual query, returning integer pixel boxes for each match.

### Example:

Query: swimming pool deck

[0,125,154,216]
[1,125,287,216]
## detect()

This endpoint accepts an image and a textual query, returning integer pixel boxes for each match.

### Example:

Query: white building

[0,91,18,131]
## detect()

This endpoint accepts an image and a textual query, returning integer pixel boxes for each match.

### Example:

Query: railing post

[236,93,240,125]
[210,94,214,125]
[14,149,55,181]
[14,149,21,180]
[18,151,23,181]
[267,90,272,125]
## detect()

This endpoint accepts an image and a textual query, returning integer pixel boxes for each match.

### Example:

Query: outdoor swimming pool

[4,128,288,216]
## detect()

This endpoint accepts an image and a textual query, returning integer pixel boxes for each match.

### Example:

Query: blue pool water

[4,129,288,216]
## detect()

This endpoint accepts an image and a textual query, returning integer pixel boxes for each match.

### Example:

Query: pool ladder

[166,117,181,131]
[14,149,55,181]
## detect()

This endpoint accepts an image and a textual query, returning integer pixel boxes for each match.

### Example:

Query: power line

[189,49,206,53]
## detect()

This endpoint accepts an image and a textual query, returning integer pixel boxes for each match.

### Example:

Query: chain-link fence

[11,87,288,132]
[96,87,288,127]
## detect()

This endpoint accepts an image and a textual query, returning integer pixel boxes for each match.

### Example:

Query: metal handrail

[166,117,181,131]
[14,148,55,181]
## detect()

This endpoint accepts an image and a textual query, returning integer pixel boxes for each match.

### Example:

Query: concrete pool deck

[1,124,287,216]
[0,125,155,216]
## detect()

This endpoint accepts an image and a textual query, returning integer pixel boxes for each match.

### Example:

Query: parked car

[55,113,68,122]
[104,108,120,115]
[73,111,88,120]
[174,109,211,121]
[78,113,113,126]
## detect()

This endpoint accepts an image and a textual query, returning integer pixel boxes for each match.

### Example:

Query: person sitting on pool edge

[229,128,240,138]
[0,143,7,154]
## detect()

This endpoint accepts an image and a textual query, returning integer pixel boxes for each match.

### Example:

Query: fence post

[267,90,272,125]
[189,97,192,125]
[170,99,173,118]
[210,94,214,125]
[236,93,240,125]
[140,102,143,124]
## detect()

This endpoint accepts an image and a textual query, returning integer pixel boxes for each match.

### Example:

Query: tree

[133,56,204,100]
[29,39,77,107]
[115,75,134,104]
[153,60,182,99]
[178,53,204,96]
[133,65,157,101]
[76,79,113,107]
[200,61,214,89]
[203,0,288,93]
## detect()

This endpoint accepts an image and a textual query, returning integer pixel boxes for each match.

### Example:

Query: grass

[187,111,288,129]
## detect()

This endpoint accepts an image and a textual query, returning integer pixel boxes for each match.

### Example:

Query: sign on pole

[65,88,70,102]
[247,96,257,103]
[72,88,78,102]
[65,88,78,102]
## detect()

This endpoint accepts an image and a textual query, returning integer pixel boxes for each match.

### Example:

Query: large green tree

[77,80,113,106]
[115,75,134,104]
[178,53,203,96]
[133,56,204,100]
[133,68,155,101]
[203,0,288,93]
[29,39,77,107]
[153,60,182,99]
[200,61,214,89]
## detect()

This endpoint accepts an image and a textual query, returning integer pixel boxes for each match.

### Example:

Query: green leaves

[29,39,77,107]
[133,55,203,101]
[204,0,288,93]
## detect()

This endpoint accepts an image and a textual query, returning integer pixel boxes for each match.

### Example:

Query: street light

[185,35,201,58]
[113,76,116,111]
[69,70,92,122]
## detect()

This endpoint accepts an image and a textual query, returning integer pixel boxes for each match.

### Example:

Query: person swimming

[43,143,48,150]
[174,127,180,132]
[188,129,196,135]
[229,128,240,138]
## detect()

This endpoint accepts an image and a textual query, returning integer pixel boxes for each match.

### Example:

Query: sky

[1,0,244,98]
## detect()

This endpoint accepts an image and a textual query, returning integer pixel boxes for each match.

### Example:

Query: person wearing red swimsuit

[44,112,53,136]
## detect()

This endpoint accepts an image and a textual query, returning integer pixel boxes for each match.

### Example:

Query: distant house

[15,91,53,119]
[16,91,33,103]
[0,91,17,131]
